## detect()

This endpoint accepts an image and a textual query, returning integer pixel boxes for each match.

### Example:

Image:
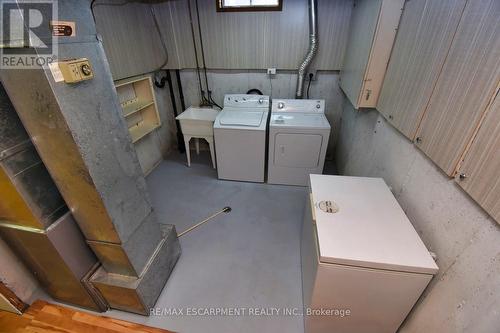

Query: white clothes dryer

[268,99,330,186]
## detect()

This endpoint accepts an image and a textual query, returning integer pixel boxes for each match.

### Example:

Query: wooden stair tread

[1,300,175,333]
[0,311,32,332]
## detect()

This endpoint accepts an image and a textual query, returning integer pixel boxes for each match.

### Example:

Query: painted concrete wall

[0,238,39,303]
[94,0,352,78]
[335,99,500,332]
[178,69,344,156]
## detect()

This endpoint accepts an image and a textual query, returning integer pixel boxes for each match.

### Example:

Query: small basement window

[216,0,283,12]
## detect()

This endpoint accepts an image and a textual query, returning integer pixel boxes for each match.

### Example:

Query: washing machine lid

[219,110,264,127]
[270,113,330,129]
[309,175,438,275]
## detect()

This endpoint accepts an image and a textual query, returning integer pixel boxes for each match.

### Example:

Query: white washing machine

[214,94,269,182]
[302,175,438,333]
[268,99,330,186]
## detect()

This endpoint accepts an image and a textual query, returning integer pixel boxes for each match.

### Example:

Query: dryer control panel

[271,99,325,113]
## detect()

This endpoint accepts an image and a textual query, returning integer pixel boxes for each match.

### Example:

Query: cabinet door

[414,0,500,176]
[456,89,500,223]
[360,0,404,108]
[340,0,403,109]
[340,0,382,108]
[377,0,467,139]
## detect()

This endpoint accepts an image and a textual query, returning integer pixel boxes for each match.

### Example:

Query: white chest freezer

[301,175,438,333]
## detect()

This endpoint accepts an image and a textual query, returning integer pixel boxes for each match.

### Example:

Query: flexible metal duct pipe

[295,0,318,99]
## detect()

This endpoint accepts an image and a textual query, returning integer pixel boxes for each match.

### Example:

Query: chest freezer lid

[309,175,438,275]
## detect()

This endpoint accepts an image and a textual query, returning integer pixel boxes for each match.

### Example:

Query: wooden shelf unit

[115,76,161,143]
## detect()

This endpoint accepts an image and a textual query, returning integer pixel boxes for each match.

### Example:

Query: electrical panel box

[58,58,94,83]
[340,0,404,109]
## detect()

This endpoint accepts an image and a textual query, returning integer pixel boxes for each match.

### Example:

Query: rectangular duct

[0,0,180,314]
[0,83,106,311]
[0,216,106,311]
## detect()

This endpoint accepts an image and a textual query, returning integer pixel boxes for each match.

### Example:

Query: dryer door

[274,133,323,168]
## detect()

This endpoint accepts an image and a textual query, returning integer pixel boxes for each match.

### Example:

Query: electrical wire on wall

[187,0,222,109]
[194,0,222,109]
[92,0,221,108]
[90,0,169,81]
[186,0,210,107]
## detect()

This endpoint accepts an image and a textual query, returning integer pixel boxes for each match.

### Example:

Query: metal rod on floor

[177,206,232,238]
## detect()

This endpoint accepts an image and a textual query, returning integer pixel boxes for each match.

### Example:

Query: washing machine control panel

[271,99,325,113]
[224,94,270,108]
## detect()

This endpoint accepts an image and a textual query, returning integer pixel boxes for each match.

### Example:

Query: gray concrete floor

[105,151,308,332]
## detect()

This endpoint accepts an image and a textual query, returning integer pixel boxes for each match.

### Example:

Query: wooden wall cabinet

[413,0,500,176]
[115,76,162,175]
[377,0,467,139]
[340,0,404,109]
[456,88,500,223]
[115,76,161,144]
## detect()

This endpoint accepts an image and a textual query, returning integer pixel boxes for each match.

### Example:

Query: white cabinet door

[340,0,404,109]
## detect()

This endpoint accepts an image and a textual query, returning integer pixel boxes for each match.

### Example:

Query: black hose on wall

[157,70,185,154]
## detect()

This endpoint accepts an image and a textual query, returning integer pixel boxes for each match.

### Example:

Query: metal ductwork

[295,0,318,99]
[0,83,108,312]
[0,0,180,315]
